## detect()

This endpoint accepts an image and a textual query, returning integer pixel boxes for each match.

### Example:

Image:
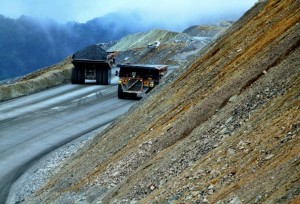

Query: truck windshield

[119,68,159,79]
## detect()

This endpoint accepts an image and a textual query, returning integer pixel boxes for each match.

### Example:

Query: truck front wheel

[96,69,103,84]
[71,68,78,84]
[118,85,125,99]
[78,68,85,84]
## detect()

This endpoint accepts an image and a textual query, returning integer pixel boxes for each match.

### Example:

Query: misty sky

[1,0,257,26]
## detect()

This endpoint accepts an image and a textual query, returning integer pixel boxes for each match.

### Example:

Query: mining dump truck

[117,64,168,99]
[71,45,115,85]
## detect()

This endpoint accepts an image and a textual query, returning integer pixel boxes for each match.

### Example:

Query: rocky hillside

[0,58,72,102]
[9,0,300,203]
[109,24,230,66]
[182,21,231,37]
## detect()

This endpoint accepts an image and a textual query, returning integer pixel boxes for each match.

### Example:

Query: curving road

[0,73,136,203]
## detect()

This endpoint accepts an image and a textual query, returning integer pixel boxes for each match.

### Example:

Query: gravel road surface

[0,74,136,203]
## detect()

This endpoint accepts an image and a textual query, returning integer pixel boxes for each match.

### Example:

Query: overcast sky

[0,0,257,24]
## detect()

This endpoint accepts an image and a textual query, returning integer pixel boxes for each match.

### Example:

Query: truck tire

[71,68,78,84]
[102,69,109,85]
[118,85,125,99]
[96,69,103,84]
[78,68,85,84]
[129,93,138,100]
[107,69,111,85]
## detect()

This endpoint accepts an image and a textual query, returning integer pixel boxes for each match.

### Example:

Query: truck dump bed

[71,45,113,85]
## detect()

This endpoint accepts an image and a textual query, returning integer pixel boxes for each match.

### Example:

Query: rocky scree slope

[110,24,230,66]
[182,21,232,37]
[19,0,300,203]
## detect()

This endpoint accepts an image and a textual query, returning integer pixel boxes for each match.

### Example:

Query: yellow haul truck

[117,64,168,99]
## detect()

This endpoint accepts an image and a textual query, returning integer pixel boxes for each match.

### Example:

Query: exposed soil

[5,0,300,203]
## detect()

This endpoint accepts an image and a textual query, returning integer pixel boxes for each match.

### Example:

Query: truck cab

[117,64,168,99]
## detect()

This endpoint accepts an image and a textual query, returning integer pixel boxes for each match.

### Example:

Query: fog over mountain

[0,0,256,24]
[0,0,257,80]
[0,12,148,80]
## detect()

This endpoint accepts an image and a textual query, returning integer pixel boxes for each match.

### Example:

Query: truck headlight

[150,81,154,87]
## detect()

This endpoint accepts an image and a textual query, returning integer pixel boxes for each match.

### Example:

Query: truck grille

[127,79,143,92]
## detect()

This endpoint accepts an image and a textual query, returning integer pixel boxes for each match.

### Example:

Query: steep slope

[13,0,300,203]
[182,22,231,37]
[110,27,227,66]
[107,29,178,52]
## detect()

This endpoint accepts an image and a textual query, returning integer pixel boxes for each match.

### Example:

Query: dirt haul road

[0,78,136,203]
